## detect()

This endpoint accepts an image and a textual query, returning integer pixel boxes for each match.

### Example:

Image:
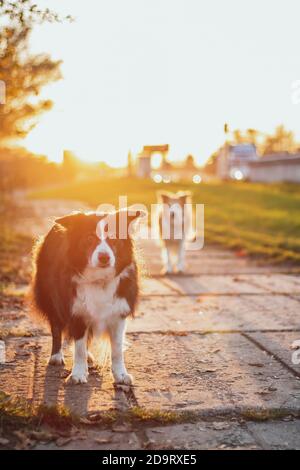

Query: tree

[204,151,218,174]
[184,154,196,169]
[262,125,297,155]
[0,1,69,143]
[232,129,244,144]
[230,125,298,155]
[232,128,261,147]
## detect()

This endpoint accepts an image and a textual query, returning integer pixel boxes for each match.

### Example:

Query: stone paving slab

[145,259,297,276]
[33,419,300,450]
[247,331,300,376]
[161,274,300,295]
[145,419,300,450]
[236,274,300,294]
[127,333,300,413]
[0,345,36,401]
[246,419,300,450]
[35,429,141,450]
[0,337,122,415]
[129,295,300,333]
[139,242,299,275]
[160,275,268,295]
[139,240,238,259]
[2,332,300,417]
[0,306,48,338]
[145,422,258,450]
[140,278,177,296]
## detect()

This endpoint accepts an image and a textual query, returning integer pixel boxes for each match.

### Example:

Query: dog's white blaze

[90,218,116,268]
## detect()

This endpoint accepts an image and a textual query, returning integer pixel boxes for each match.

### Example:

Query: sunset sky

[25,0,300,166]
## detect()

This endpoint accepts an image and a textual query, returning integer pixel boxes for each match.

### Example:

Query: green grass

[0,389,192,449]
[31,178,300,263]
[0,391,76,448]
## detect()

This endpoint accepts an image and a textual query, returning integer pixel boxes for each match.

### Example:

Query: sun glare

[22,0,300,167]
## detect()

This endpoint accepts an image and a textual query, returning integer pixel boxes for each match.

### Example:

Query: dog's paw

[161,267,173,275]
[177,263,185,274]
[49,351,65,366]
[113,371,133,386]
[87,351,95,366]
[67,368,89,384]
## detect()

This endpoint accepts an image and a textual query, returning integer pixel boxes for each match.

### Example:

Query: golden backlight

[24,0,300,165]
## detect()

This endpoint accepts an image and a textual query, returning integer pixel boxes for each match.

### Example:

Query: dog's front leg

[177,240,185,273]
[162,246,173,274]
[49,323,64,365]
[108,318,133,385]
[68,330,89,384]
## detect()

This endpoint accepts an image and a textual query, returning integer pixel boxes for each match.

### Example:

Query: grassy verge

[0,391,76,449]
[0,390,192,449]
[32,178,300,264]
[2,389,300,449]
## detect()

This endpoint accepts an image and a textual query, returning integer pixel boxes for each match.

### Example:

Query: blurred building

[248,153,300,183]
[216,144,300,183]
[135,145,204,183]
[152,156,203,183]
[217,143,258,180]
[136,145,169,178]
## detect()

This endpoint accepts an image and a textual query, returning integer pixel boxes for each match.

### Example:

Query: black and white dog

[32,209,144,385]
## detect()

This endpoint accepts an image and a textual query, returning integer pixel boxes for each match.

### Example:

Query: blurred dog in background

[157,191,194,274]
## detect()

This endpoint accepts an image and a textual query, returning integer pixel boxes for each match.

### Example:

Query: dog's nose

[98,253,110,267]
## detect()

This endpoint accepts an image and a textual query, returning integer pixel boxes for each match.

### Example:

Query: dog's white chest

[72,278,118,331]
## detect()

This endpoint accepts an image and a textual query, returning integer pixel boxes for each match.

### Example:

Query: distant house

[135,146,203,182]
[217,144,258,180]
[216,144,300,183]
[152,157,203,183]
[248,153,300,183]
[136,151,152,178]
[136,145,169,178]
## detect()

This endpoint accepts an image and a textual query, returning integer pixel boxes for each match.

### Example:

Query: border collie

[158,191,193,274]
[32,209,144,385]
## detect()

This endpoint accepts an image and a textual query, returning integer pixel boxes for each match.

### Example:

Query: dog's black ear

[55,212,86,229]
[157,191,171,203]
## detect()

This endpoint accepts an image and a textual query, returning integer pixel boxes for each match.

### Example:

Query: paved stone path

[1,199,300,449]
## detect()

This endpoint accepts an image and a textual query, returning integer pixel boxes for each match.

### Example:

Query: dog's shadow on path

[42,364,93,416]
[42,364,133,416]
